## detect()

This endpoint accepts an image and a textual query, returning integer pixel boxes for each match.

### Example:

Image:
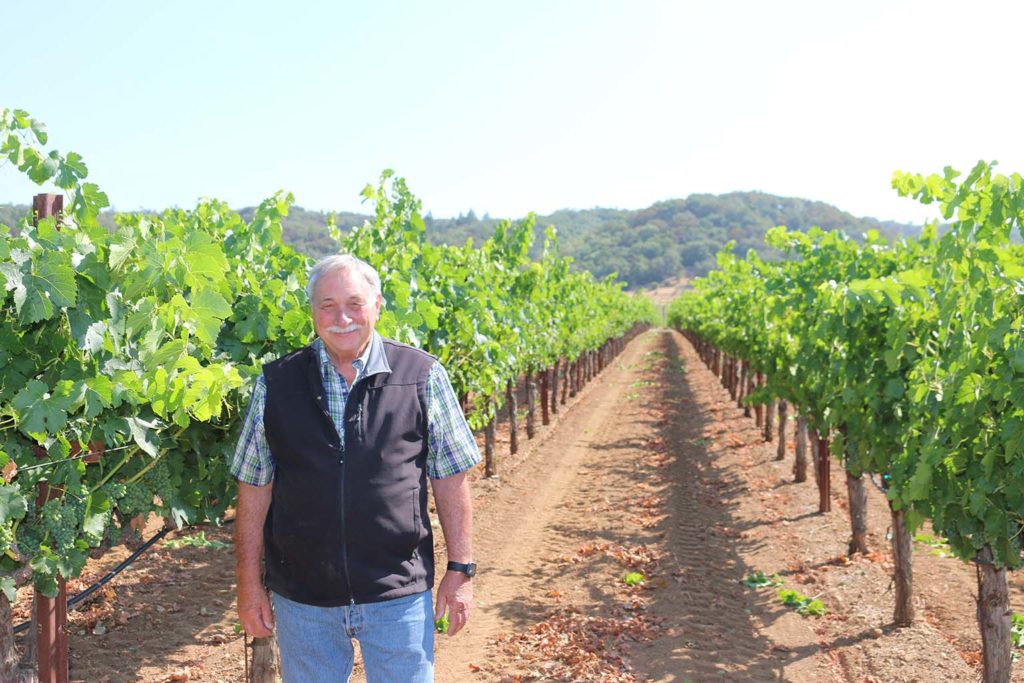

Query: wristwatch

[447,561,477,578]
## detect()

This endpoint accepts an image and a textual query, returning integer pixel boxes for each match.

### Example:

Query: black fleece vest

[261,339,436,606]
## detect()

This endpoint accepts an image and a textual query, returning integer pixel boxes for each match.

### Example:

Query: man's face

[312,267,382,364]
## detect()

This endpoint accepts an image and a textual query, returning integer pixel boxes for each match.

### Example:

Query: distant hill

[0,192,920,290]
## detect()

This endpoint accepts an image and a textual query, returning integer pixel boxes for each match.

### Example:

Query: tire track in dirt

[630,330,831,683]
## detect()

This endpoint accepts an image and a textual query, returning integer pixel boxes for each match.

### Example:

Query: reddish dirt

[13,328,1024,681]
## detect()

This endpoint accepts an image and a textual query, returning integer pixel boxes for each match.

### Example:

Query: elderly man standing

[231,254,480,682]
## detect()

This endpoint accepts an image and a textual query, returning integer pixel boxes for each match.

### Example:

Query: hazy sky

[2,1,1021,224]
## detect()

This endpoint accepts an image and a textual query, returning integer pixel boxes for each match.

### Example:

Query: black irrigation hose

[10,518,237,636]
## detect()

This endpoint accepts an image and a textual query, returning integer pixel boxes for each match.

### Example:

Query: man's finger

[260,604,275,632]
[447,604,468,636]
[435,595,449,622]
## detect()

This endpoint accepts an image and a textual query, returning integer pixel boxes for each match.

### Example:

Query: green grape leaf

[182,233,229,290]
[81,375,115,419]
[0,577,14,603]
[416,298,441,330]
[126,416,160,457]
[190,288,232,346]
[108,235,137,271]
[16,250,77,324]
[0,485,28,522]
[56,151,88,188]
[31,547,60,598]
[83,491,111,540]
[12,380,69,436]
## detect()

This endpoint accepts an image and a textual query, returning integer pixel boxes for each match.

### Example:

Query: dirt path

[23,328,1024,681]
[435,327,832,682]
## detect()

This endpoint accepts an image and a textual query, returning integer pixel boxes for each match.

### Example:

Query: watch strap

[447,561,476,577]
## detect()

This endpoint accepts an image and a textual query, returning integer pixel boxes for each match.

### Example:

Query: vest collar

[312,331,392,381]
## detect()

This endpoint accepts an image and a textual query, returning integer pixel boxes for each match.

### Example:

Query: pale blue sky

[2,1,1021,224]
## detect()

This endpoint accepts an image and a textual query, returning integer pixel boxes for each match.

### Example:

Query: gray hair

[306,254,382,304]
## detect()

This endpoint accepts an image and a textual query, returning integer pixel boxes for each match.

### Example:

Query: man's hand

[238,580,275,637]
[434,570,473,636]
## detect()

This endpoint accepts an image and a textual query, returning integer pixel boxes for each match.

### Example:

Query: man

[231,254,480,682]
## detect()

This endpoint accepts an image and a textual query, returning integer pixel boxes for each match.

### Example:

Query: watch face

[465,563,477,577]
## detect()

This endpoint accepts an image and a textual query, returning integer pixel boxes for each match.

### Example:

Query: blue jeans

[272,590,434,683]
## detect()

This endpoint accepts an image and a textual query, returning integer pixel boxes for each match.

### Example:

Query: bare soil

[14,328,1024,681]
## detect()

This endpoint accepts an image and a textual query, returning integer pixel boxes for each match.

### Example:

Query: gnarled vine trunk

[976,545,1011,683]
[249,636,279,683]
[0,592,36,683]
[506,380,519,455]
[845,470,868,555]
[889,502,914,627]
[794,415,808,482]
[525,369,536,439]
[776,401,788,461]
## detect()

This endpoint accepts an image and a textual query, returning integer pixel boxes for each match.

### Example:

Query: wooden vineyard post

[33,194,70,683]
[540,367,550,425]
[816,431,831,513]
[776,401,788,461]
[975,545,1011,683]
[889,501,914,627]
[506,380,518,456]
[35,465,68,683]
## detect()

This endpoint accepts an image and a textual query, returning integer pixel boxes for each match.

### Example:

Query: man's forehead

[315,270,377,299]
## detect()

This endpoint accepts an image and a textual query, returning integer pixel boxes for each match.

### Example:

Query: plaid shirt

[230,333,480,486]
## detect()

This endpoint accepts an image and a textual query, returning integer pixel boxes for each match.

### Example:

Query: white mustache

[326,324,362,334]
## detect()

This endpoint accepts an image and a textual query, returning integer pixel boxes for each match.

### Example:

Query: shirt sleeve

[229,374,275,486]
[425,361,481,479]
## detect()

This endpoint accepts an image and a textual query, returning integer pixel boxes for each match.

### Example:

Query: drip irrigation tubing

[12,518,234,635]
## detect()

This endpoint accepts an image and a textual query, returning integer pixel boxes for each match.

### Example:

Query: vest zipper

[339,391,357,605]
[338,451,356,605]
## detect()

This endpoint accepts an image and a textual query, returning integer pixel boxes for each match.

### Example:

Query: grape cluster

[0,523,15,555]
[39,499,79,554]
[101,482,128,501]
[117,483,153,517]
[144,462,176,505]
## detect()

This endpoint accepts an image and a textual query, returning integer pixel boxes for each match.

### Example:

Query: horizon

[2,1,1021,225]
[0,188,922,228]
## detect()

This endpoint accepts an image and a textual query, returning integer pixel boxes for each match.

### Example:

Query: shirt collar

[313,331,391,380]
